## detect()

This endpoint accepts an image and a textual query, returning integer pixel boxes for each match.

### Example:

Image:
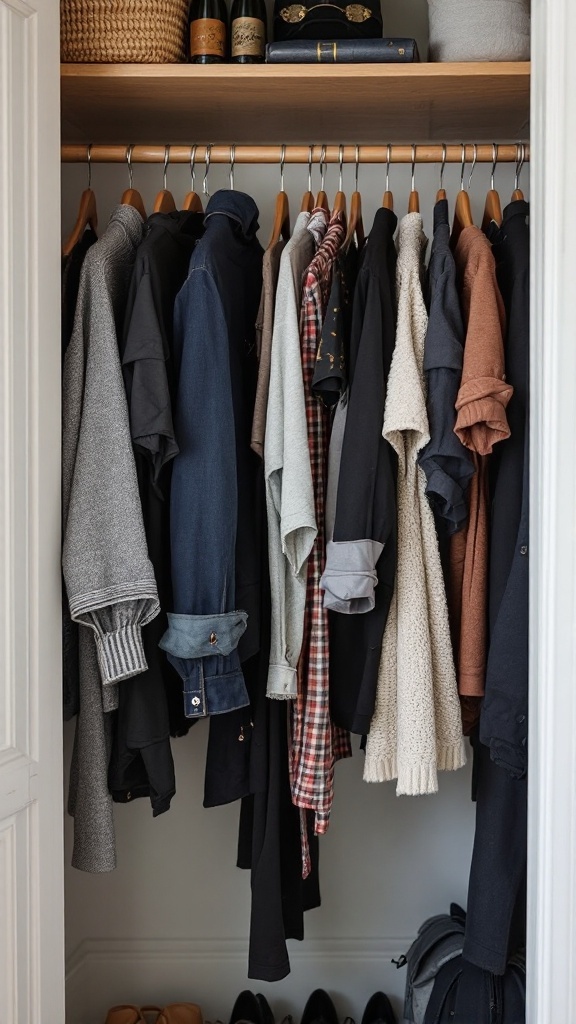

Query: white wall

[61,149,521,1024]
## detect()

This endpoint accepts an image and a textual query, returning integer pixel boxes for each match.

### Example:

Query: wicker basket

[61,0,189,63]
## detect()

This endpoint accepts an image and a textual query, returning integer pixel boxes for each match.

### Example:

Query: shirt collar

[204,190,260,239]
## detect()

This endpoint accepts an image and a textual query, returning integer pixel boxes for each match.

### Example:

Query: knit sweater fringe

[363,739,466,792]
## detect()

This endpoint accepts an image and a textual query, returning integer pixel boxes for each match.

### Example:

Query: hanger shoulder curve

[63,188,98,257]
[268,190,290,248]
[182,190,204,213]
[153,189,177,214]
[121,187,147,221]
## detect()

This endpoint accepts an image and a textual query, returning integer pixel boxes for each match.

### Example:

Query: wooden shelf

[61,62,530,145]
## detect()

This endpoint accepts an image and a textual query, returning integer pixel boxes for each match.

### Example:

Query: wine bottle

[189,0,227,63]
[230,0,267,63]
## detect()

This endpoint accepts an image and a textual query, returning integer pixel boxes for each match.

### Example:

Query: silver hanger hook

[190,144,197,191]
[229,144,236,191]
[319,144,327,192]
[439,143,447,192]
[355,144,360,193]
[491,143,498,191]
[86,143,93,189]
[468,143,478,191]
[459,143,466,192]
[203,144,212,198]
[280,144,286,192]
[411,144,417,194]
[163,145,170,191]
[515,142,526,191]
[385,143,391,193]
[338,145,345,193]
[308,145,313,193]
[126,144,134,190]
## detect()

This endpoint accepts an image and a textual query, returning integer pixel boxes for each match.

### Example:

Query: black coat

[480,199,530,779]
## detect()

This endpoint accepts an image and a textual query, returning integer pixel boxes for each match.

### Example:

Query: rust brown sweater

[450,226,512,700]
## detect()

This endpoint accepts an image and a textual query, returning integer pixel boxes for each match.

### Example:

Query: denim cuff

[321,539,384,614]
[159,610,248,659]
[94,623,148,684]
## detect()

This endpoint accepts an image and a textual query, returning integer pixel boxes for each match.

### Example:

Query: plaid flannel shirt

[290,210,352,860]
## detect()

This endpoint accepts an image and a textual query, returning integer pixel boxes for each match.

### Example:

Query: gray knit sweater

[62,205,159,687]
[63,205,158,872]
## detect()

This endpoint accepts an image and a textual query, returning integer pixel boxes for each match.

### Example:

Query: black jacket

[109,210,204,816]
[480,200,530,778]
[325,208,398,734]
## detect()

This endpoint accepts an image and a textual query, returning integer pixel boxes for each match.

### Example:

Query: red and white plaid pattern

[290,211,352,864]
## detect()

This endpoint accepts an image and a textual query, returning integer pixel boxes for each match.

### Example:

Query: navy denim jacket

[160,191,264,718]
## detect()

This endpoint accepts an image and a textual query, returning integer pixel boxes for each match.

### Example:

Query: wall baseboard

[66,936,413,1024]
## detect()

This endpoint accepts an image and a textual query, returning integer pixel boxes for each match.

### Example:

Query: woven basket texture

[61,0,188,63]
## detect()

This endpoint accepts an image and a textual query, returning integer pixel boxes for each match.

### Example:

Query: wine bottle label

[231,17,265,57]
[190,18,226,57]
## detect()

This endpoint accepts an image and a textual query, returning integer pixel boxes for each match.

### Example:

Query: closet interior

[60,17,531,1024]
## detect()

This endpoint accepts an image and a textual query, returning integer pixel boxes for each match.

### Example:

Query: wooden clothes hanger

[344,146,365,250]
[331,145,347,223]
[382,144,394,210]
[121,145,147,220]
[436,143,447,203]
[182,145,204,213]
[408,144,420,213]
[482,143,503,232]
[451,144,475,248]
[301,146,314,213]
[63,145,98,257]
[153,146,177,214]
[512,142,527,201]
[315,145,330,213]
[268,145,291,247]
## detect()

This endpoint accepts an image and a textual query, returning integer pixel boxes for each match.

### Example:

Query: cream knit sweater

[364,213,466,795]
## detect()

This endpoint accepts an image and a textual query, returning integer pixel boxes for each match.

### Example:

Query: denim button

[517,714,526,723]
[520,545,528,555]
[209,632,217,645]
[191,696,201,707]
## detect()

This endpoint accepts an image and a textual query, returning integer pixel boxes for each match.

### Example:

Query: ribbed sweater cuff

[363,753,397,783]
[396,762,439,796]
[437,738,467,772]
[95,623,148,684]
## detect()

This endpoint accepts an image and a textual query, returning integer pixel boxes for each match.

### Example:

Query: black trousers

[463,738,527,974]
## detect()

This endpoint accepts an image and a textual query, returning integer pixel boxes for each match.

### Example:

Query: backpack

[396,904,526,1024]
[423,952,526,1024]
[396,903,467,1023]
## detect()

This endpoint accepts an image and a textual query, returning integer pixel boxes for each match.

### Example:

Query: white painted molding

[65,937,413,1024]
[528,1,576,1022]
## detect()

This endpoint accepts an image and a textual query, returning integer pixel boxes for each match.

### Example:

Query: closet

[1,0,575,1022]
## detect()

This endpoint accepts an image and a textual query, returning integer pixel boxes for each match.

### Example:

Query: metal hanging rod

[61,143,529,165]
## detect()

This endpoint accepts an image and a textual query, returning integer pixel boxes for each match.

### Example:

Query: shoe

[159,1005,203,1024]
[105,1008,154,1024]
[300,991,339,1024]
[105,1008,159,1024]
[229,992,274,1024]
[360,992,396,1024]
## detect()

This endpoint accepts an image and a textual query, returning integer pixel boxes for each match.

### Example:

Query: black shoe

[300,991,339,1024]
[360,992,396,1024]
[229,992,274,1024]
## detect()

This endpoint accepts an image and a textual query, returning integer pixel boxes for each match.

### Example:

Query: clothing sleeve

[121,265,179,482]
[454,252,513,455]
[264,246,317,699]
[159,267,249,718]
[418,254,474,534]
[62,260,160,688]
[321,271,394,614]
